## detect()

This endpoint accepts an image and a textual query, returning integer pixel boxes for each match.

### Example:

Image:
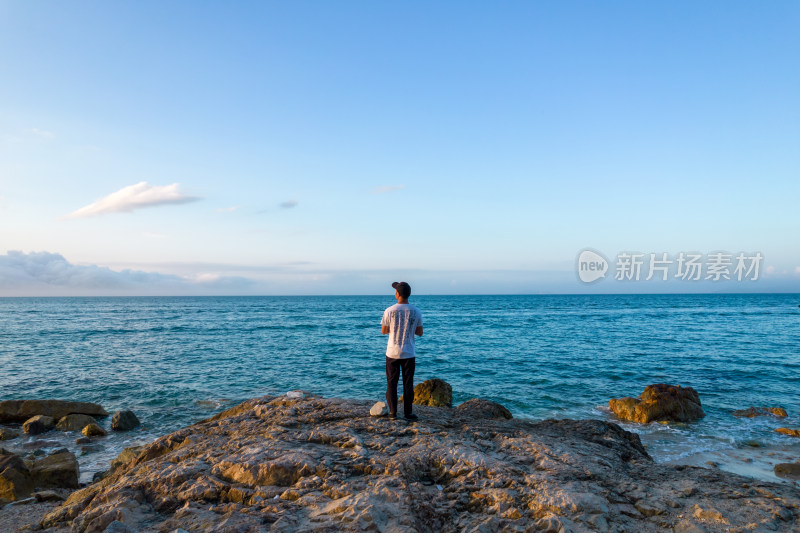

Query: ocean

[1,294,799,483]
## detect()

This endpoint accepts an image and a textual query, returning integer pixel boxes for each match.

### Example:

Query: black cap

[392,281,411,298]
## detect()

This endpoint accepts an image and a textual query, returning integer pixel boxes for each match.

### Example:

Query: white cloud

[279,200,298,209]
[30,128,55,139]
[0,251,254,296]
[372,185,405,194]
[68,181,199,218]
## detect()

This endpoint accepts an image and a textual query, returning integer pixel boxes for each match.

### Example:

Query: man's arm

[415,325,423,336]
[382,325,390,335]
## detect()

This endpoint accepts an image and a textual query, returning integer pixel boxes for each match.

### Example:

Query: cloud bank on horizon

[67,182,198,219]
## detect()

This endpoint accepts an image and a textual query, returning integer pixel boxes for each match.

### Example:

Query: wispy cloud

[372,185,405,194]
[216,206,241,213]
[68,181,199,218]
[30,128,55,139]
[279,200,298,209]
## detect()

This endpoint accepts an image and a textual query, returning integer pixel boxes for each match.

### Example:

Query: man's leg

[400,357,416,417]
[385,357,401,416]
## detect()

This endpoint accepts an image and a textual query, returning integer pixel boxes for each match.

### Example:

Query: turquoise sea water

[1,294,799,481]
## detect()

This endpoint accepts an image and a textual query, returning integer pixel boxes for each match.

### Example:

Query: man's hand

[381,325,390,335]
[415,326,423,337]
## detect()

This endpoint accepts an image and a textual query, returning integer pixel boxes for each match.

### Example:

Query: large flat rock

[40,395,800,532]
[0,400,108,423]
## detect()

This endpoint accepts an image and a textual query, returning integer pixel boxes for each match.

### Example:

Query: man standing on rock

[381,281,423,420]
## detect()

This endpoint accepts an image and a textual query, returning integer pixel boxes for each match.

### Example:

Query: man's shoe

[388,413,397,420]
[404,413,419,421]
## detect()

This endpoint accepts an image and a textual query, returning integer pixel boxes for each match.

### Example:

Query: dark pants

[386,356,415,416]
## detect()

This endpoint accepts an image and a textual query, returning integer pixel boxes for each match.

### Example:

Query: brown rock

[111,409,140,431]
[22,415,55,435]
[56,414,97,432]
[732,406,788,418]
[401,378,452,407]
[776,427,800,437]
[774,463,800,480]
[609,384,705,423]
[29,450,79,489]
[0,400,107,423]
[108,445,145,476]
[82,423,107,437]
[0,427,20,440]
[0,453,34,501]
[456,398,512,419]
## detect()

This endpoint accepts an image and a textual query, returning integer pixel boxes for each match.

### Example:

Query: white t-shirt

[381,303,423,359]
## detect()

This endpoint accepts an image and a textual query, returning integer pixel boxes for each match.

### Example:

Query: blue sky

[1,2,798,295]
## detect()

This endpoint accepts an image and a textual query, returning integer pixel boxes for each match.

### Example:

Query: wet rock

[0,400,107,423]
[609,384,705,423]
[34,489,64,502]
[0,427,20,440]
[775,428,800,437]
[732,407,788,418]
[111,409,140,431]
[82,423,107,437]
[369,401,387,416]
[22,415,55,435]
[56,414,97,432]
[29,450,79,489]
[0,452,34,501]
[401,378,452,407]
[80,445,103,456]
[774,463,800,480]
[455,398,512,419]
[22,439,60,450]
[75,436,91,444]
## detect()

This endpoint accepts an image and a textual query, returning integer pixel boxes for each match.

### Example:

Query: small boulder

[776,427,800,437]
[29,450,79,489]
[0,452,34,501]
[732,406,788,418]
[456,398,513,420]
[56,414,97,432]
[108,445,145,476]
[23,415,55,435]
[75,436,91,444]
[34,490,64,502]
[82,423,107,437]
[0,427,20,440]
[401,378,452,407]
[774,462,800,480]
[111,409,140,431]
[609,384,705,424]
[370,401,388,417]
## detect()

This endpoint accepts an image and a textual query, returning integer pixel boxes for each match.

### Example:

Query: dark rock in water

[79,445,103,456]
[22,439,60,450]
[111,409,141,431]
[456,398,513,419]
[82,423,107,437]
[0,427,20,440]
[732,406,788,418]
[774,463,800,480]
[56,414,97,432]
[0,400,107,423]
[776,427,800,437]
[609,384,705,423]
[92,470,107,483]
[29,450,79,489]
[0,451,33,501]
[75,436,91,444]
[22,415,55,435]
[401,378,453,407]
[39,395,800,532]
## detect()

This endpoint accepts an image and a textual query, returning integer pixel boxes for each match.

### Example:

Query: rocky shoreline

[0,391,793,532]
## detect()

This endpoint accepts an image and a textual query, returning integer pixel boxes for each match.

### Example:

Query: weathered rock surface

[609,383,705,423]
[56,414,98,432]
[0,400,107,423]
[29,450,80,490]
[81,423,107,437]
[39,395,800,532]
[111,409,140,431]
[776,427,800,437]
[732,406,788,418]
[23,415,56,435]
[456,398,513,419]
[0,450,34,501]
[369,401,387,417]
[402,378,453,407]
